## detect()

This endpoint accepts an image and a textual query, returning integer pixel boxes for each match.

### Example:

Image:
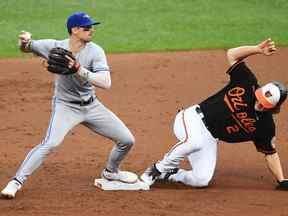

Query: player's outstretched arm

[265,152,284,182]
[18,31,32,53]
[264,152,288,190]
[226,38,276,66]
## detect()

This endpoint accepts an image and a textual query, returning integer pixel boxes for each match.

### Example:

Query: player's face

[73,25,94,42]
[254,100,268,112]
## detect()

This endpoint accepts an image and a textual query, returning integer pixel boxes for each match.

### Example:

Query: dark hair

[270,106,281,114]
[273,81,288,107]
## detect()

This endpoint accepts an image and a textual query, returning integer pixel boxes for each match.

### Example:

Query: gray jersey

[30,39,109,101]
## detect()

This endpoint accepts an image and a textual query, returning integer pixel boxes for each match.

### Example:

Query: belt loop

[195,106,204,118]
[195,106,209,130]
[80,100,85,106]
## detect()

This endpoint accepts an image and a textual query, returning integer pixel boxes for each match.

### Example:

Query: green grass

[0,0,288,57]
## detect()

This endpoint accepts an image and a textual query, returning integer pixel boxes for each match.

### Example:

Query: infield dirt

[0,48,288,216]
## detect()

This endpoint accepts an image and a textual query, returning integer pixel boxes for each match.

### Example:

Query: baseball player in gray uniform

[1,12,137,199]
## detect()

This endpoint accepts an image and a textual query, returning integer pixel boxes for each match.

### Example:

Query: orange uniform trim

[167,109,188,156]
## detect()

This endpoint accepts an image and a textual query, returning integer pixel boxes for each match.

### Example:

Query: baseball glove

[276,180,288,191]
[47,47,80,75]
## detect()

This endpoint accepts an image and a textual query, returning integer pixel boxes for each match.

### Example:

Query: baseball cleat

[158,168,180,182]
[1,179,22,199]
[101,169,138,184]
[140,164,161,186]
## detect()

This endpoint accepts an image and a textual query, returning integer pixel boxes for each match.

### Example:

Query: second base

[94,178,150,191]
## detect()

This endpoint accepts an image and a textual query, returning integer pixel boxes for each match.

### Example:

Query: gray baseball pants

[14,97,135,184]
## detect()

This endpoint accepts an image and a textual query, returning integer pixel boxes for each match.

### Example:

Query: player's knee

[185,172,213,187]
[193,177,211,188]
[32,143,57,158]
[118,134,135,149]
[128,134,135,146]
[41,138,63,152]
[44,144,58,154]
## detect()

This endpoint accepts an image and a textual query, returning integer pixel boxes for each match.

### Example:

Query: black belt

[70,96,94,106]
[195,106,209,130]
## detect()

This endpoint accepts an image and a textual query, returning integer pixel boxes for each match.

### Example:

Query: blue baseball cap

[67,12,100,32]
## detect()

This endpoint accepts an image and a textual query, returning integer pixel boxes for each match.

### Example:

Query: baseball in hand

[18,31,32,46]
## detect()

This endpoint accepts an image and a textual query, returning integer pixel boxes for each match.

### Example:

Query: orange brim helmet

[255,82,288,109]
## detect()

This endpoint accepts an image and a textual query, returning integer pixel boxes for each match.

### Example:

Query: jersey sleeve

[253,137,276,155]
[30,39,57,59]
[253,115,276,155]
[91,45,110,73]
[226,61,257,85]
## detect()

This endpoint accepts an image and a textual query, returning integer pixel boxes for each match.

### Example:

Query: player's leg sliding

[141,144,215,187]
[141,106,218,188]
[141,108,191,186]
[140,163,180,186]
[140,160,182,186]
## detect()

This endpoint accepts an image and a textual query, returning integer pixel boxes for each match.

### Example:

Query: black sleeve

[226,61,258,85]
[253,114,276,155]
[253,137,276,155]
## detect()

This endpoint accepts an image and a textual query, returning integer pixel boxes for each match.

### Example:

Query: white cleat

[140,164,161,186]
[101,169,138,184]
[1,179,22,199]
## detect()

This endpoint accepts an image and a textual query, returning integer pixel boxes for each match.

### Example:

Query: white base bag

[94,178,150,191]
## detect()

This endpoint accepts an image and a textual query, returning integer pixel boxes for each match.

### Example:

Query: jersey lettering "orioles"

[224,87,256,134]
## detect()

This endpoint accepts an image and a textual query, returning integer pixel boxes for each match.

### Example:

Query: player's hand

[257,38,276,56]
[18,31,32,44]
[276,179,288,190]
[47,47,80,75]
[65,54,81,71]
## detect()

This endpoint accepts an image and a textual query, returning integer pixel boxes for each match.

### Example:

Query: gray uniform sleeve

[30,39,57,59]
[91,45,110,73]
